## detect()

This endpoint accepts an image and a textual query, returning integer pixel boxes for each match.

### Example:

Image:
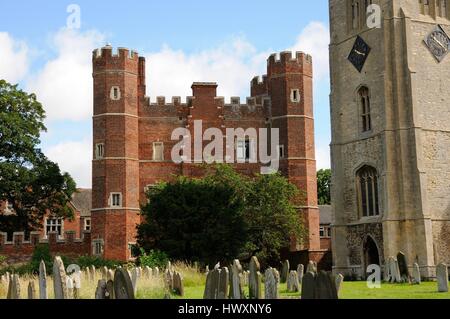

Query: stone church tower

[330,0,450,278]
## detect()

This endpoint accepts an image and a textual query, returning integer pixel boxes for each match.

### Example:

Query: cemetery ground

[1,262,449,299]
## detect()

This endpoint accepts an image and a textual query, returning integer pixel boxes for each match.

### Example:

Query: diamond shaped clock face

[348,36,371,72]
[424,25,450,63]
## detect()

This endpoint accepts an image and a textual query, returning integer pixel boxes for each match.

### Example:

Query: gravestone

[39,260,48,299]
[172,271,184,296]
[131,267,140,294]
[287,270,300,292]
[114,268,135,299]
[95,279,107,299]
[203,268,220,299]
[66,277,74,299]
[301,271,316,299]
[90,265,96,281]
[153,267,159,278]
[27,281,36,299]
[264,268,278,299]
[107,269,115,282]
[249,256,262,299]
[297,264,304,285]
[412,263,421,285]
[281,260,290,283]
[389,258,401,283]
[335,274,344,296]
[101,266,108,280]
[306,260,317,274]
[273,269,280,284]
[397,252,410,282]
[164,268,174,291]
[383,257,392,282]
[218,267,229,299]
[106,280,114,299]
[7,274,21,299]
[66,264,81,298]
[229,259,243,299]
[314,271,338,299]
[436,263,449,292]
[53,256,68,299]
[144,266,152,279]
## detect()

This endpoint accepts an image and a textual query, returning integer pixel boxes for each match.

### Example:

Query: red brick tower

[91,46,142,260]
[267,52,320,254]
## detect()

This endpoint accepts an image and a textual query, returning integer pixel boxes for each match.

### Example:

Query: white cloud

[0,32,29,84]
[144,37,268,99]
[316,142,331,169]
[290,22,330,81]
[27,28,104,122]
[45,140,92,188]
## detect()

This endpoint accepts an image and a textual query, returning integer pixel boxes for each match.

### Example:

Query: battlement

[0,231,91,245]
[251,75,269,97]
[267,51,313,76]
[92,45,141,74]
[143,96,195,107]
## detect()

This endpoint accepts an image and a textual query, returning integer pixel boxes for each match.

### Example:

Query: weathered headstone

[397,252,410,282]
[53,256,68,299]
[105,280,114,299]
[39,260,48,299]
[164,268,174,291]
[66,264,81,299]
[314,271,338,299]
[95,279,107,299]
[335,273,344,296]
[101,266,108,280]
[389,258,401,283]
[412,263,421,285]
[131,267,140,294]
[287,270,300,292]
[249,256,262,299]
[27,281,36,299]
[153,267,159,278]
[230,259,243,299]
[383,257,392,282]
[301,271,316,299]
[297,264,304,285]
[218,267,229,299]
[204,268,220,299]
[113,268,135,299]
[306,260,317,274]
[280,260,290,283]
[436,263,449,292]
[66,277,74,299]
[172,271,184,296]
[264,268,278,299]
[90,265,96,281]
[107,269,115,282]
[144,266,152,279]
[7,274,21,299]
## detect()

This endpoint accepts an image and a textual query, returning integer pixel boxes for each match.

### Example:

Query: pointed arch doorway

[363,236,380,276]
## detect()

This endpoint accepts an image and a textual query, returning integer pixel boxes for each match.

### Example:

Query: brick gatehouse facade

[91,45,327,264]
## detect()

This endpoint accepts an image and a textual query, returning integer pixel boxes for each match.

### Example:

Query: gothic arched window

[356,166,380,217]
[359,86,371,132]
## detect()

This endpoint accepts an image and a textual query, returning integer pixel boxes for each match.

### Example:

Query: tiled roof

[71,189,92,217]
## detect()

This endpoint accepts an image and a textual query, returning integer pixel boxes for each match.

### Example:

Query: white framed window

[110,193,122,208]
[45,218,63,238]
[84,218,91,231]
[319,226,325,238]
[110,86,121,100]
[153,142,164,161]
[95,143,104,159]
[319,226,331,238]
[290,89,301,103]
[278,145,285,159]
[92,239,104,256]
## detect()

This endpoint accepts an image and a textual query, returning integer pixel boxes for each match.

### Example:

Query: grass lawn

[168,281,450,299]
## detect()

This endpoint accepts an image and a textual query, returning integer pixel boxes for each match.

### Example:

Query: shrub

[138,248,169,269]
[74,255,123,270]
[30,244,52,274]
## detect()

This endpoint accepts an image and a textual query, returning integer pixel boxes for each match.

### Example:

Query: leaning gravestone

[264,268,278,299]
[39,260,48,299]
[297,264,304,285]
[301,271,316,299]
[436,263,449,292]
[28,281,36,299]
[95,279,107,299]
[249,256,262,299]
[281,260,289,283]
[114,268,135,299]
[230,259,243,299]
[7,274,21,299]
[287,270,300,292]
[383,257,392,282]
[172,271,184,297]
[335,274,344,296]
[53,256,69,299]
[105,280,114,299]
[218,267,229,299]
[412,263,421,285]
[397,252,410,282]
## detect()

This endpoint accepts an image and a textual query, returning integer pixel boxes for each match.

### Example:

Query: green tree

[0,80,76,236]
[137,164,304,267]
[317,169,332,205]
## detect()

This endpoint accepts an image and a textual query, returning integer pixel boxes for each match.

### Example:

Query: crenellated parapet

[267,51,313,77]
[92,45,141,74]
[251,75,269,97]
[223,96,271,119]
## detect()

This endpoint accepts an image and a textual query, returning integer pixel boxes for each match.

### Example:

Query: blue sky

[0,1,331,188]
